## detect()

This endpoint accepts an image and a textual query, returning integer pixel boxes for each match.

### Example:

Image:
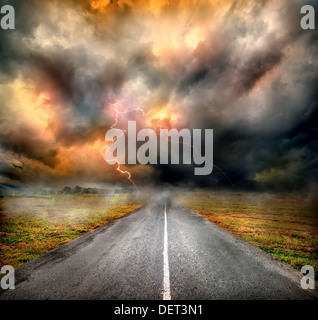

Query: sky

[0,0,317,191]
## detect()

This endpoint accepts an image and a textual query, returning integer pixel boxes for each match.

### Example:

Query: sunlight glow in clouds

[0,0,317,191]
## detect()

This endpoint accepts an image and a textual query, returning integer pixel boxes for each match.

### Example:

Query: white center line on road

[163,204,171,300]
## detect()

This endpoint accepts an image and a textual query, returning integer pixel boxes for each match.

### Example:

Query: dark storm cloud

[0,0,317,190]
[234,51,283,94]
[31,54,76,101]
[0,129,59,168]
[148,1,318,190]
[0,167,22,182]
[0,0,45,79]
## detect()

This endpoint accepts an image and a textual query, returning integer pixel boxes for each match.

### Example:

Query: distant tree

[83,188,92,194]
[74,185,83,194]
[86,188,94,194]
[63,186,72,195]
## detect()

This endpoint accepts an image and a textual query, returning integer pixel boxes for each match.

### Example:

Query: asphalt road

[0,195,316,300]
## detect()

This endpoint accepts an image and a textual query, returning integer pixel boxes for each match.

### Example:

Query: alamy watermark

[300,5,316,30]
[0,5,15,30]
[301,265,315,289]
[0,4,315,31]
[105,121,214,176]
[0,265,15,290]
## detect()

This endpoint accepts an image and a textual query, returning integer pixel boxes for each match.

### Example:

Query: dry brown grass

[0,194,145,268]
[176,191,318,270]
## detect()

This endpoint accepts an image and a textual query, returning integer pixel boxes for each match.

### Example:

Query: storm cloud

[0,0,317,191]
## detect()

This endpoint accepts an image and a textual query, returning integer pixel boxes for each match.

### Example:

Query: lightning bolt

[111,104,150,129]
[101,103,150,190]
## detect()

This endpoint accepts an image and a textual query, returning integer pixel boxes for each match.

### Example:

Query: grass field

[176,191,318,271]
[0,194,145,268]
[1,191,317,272]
